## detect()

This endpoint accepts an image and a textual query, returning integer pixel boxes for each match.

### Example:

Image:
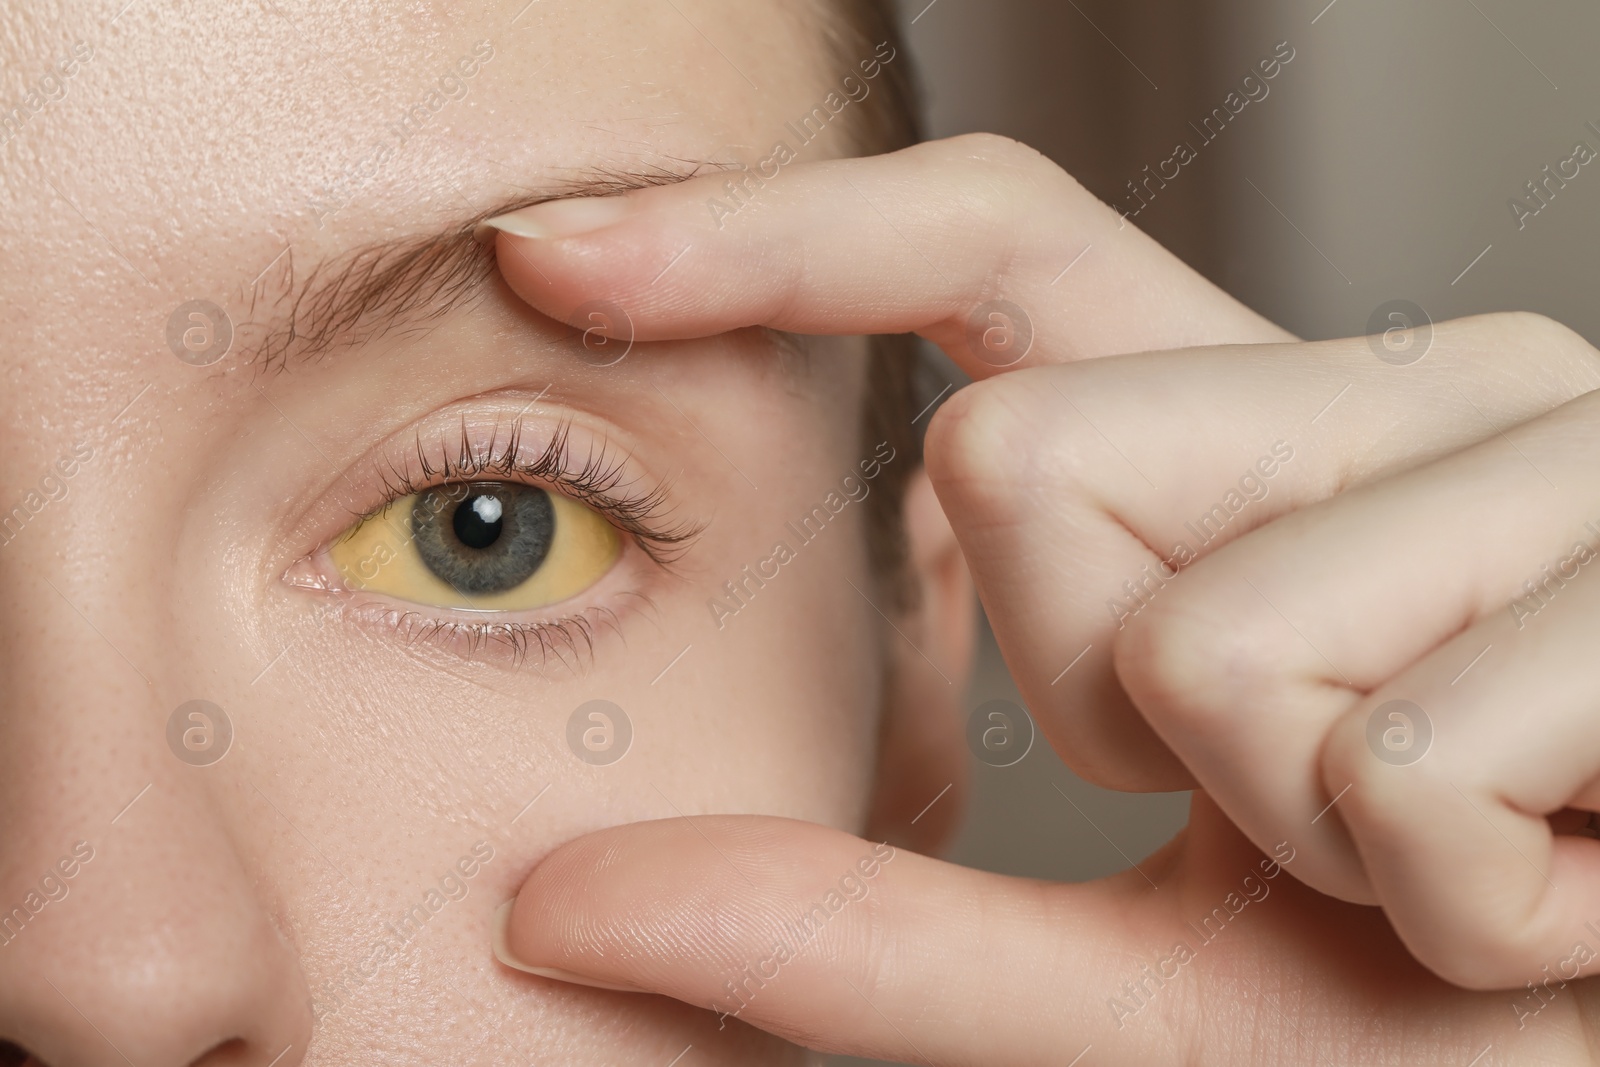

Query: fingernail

[491,900,643,993]
[477,196,634,240]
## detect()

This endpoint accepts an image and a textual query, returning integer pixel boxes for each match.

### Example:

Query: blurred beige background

[833,0,1600,1062]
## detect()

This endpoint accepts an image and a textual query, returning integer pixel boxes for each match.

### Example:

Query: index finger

[482,133,1293,377]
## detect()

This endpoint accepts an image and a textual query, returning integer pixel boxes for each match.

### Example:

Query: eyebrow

[241,163,712,372]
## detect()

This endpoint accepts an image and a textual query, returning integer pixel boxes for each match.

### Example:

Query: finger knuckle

[1444,311,1600,389]
[1430,942,1537,991]
[925,373,1046,522]
[1114,579,1303,739]
[1415,912,1551,991]
[1318,706,1446,834]
[925,375,1005,484]
[941,131,1056,174]
[1318,710,1393,815]
[928,367,1127,543]
[1319,721,1563,991]
[1488,310,1592,356]
[917,132,1085,238]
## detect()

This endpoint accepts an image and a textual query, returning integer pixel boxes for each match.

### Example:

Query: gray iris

[411,482,555,595]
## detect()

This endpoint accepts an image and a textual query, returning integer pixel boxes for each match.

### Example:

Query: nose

[0,564,313,1065]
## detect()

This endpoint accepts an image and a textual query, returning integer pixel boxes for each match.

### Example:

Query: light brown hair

[822,0,928,608]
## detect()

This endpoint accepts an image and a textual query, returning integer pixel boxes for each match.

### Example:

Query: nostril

[190,1038,248,1066]
[0,1031,261,1067]
[0,1040,39,1066]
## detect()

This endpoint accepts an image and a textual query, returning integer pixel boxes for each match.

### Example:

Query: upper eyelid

[361,417,705,567]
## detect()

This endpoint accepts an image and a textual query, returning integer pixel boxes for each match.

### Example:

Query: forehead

[0,0,833,384]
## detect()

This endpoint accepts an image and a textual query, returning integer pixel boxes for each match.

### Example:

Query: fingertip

[481,195,635,241]
[491,898,644,993]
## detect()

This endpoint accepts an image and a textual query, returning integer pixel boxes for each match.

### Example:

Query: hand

[1103,311,1600,990]
[921,301,1600,990]
[482,133,1600,1058]
[487,132,1293,795]
[493,802,1598,1065]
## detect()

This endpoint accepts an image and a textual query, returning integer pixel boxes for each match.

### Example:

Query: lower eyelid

[305,519,661,672]
[340,597,630,672]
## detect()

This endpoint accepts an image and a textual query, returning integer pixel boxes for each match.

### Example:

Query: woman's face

[0,2,903,1062]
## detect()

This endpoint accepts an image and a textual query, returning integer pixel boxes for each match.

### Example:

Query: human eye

[330,480,620,611]
[294,416,699,667]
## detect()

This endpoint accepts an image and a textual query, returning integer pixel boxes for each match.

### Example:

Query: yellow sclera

[328,485,621,611]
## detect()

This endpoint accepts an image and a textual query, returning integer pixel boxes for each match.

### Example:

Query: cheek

[644,341,881,829]
[146,320,882,1059]
[671,521,885,830]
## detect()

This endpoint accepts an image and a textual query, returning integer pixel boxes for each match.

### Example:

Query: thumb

[491,814,1161,1065]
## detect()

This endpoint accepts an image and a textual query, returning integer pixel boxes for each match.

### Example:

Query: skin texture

[489,135,1600,1063]
[0,2,972,1064]
[13,0,1600,1060]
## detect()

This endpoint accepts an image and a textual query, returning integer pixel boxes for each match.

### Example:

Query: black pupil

[453,492,504,550]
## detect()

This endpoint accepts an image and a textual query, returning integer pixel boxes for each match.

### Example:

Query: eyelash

[331,417,702,668]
